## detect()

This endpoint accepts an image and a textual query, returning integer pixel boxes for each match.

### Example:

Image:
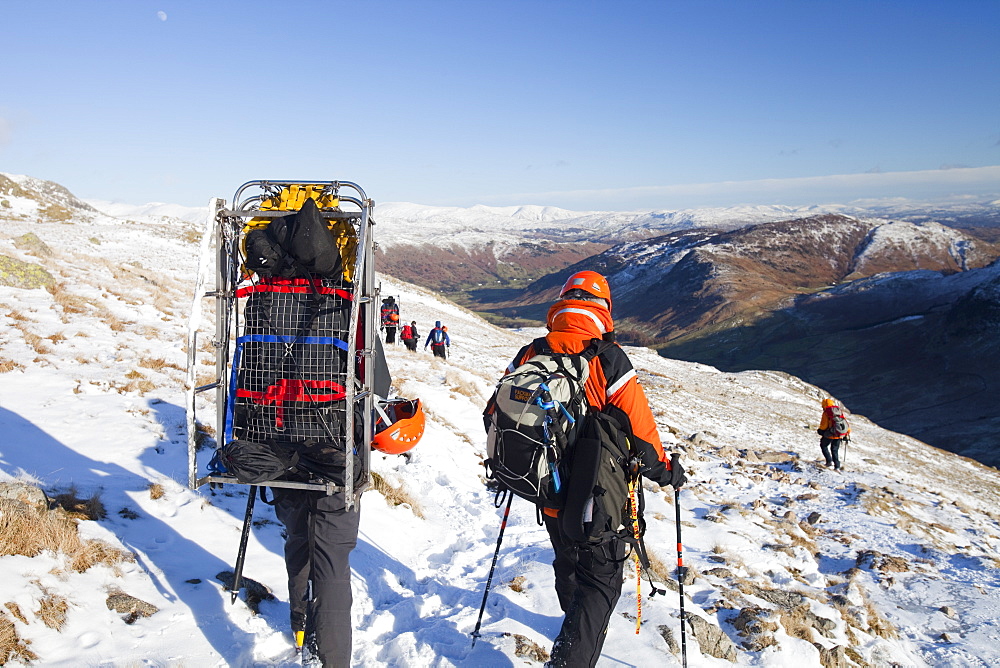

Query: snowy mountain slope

[83,199,209,227]
[2,199,1000,667]
[1,173,99,221]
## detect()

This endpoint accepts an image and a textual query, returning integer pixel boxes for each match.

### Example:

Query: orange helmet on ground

[372,399,425,455]
[560,270,612,309]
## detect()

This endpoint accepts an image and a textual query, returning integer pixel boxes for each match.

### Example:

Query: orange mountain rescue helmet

[822,398,836,408]
[560,270,612,309]
[372,398,425,455]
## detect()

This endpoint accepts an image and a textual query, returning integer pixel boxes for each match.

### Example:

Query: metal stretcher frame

[185,180,376,509]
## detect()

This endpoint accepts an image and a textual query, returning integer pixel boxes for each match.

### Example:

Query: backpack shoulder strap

[530,336,551,355]
[580,337,614,362]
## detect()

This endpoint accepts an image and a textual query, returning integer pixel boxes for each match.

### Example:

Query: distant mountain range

[4,172,999,466]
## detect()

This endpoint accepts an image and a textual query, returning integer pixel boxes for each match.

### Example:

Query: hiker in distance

[817,397,851,470]
[380,296,399,344]
[424,320,450,359]
[499,270,687,668]
[400,320,419,352]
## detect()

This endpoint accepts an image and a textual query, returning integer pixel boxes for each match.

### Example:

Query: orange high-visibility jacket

[506,299,672,495]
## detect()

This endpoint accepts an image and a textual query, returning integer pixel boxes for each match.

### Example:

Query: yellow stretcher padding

[241,185,357,282]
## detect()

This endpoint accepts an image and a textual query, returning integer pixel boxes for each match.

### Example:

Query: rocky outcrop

[0,254,55,289]
[686,614,739,662]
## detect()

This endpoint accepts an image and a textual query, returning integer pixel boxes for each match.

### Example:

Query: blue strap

[236,334,348,350]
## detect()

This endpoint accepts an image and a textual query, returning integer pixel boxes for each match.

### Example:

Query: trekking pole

[230,485,257,604]
[471,491,513,648]
[672,455,688,668]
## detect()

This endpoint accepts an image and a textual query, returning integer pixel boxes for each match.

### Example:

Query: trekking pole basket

[185,181,377,507]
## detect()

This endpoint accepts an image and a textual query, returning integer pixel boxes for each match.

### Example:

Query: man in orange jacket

[504,270,686,668]
[817,397,851,470]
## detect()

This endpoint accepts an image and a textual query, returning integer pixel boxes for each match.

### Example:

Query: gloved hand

[663,453,686,489]
[816,428,824,436]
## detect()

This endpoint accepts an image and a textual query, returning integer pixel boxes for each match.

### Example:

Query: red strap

[237,277,353,300]
[236,378,346,429]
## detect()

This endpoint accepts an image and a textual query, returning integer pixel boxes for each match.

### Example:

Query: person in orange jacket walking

[817,397,851,470]
[503,270,686,668]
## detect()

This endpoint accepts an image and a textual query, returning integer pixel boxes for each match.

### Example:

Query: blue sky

[2,1,998,210]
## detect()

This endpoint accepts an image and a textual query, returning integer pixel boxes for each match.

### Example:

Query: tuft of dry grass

[18,328,51,356]
[0,613,38,664]
[109,379,157,395]
[148,483,166,500]
[863,599,897,639]
[370,472,424,518]
[0,497,133,573]
[0,358,25,373]
[194,422,215,450]
[444,370,483,401]
[505,633,550,663]
[50,487,106,521]
[138,357,183,372]
[46,282,90,315]
[34,585,69,631]
[644,549,675,585]
[778,608,815,643]
[3,603,27,625]
[508,575,527,593]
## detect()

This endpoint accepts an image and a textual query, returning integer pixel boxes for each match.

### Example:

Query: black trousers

[543,514,626,668]
[402,338,417,352]
[273,490,360,668]
[431,344,447,359]
[820,437,842,468]
[384,327,397,343]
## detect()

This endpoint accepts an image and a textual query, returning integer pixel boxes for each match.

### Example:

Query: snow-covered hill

[2,198,1000,667]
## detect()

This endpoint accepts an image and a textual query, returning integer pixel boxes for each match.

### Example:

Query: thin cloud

[493,166,1000,210]
[157,11,167,21]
